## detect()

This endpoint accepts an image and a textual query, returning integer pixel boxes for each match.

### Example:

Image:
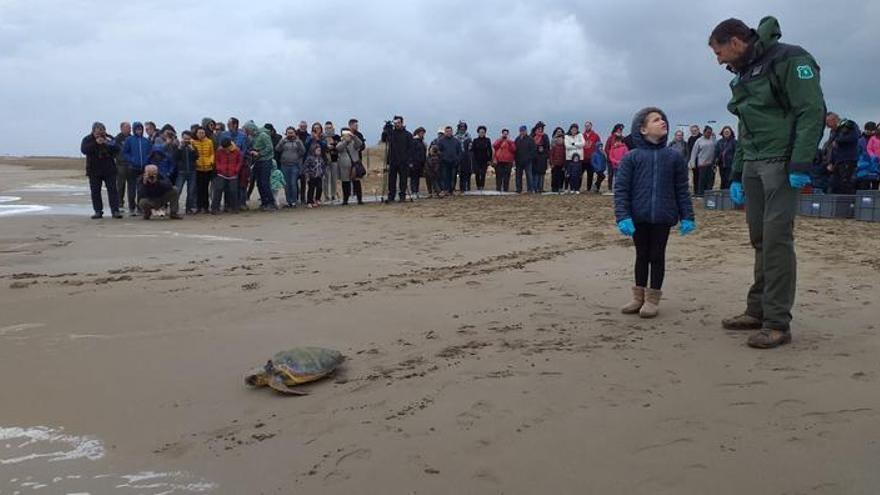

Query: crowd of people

[79,112,879,220]
[81,113,769,220]
[817,114,880,193]
[80,118,371,219]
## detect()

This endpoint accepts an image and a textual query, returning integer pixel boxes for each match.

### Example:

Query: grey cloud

[0,0,877,156]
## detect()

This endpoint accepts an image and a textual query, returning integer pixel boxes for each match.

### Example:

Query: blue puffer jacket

[591,151,607,173]
[614,109,694,226]
[151,146,175,178]
[222,130,250,154]
[123,134,152,170]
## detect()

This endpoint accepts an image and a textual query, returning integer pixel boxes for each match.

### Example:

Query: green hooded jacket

[726,16,826,180]
[244,121,274,161]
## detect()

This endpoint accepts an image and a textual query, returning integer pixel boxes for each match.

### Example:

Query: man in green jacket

[708,16,825,348]
[244,120,277,211]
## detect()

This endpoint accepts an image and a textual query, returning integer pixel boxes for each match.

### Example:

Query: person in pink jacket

[607,131,629,192]
[868,133,880,159]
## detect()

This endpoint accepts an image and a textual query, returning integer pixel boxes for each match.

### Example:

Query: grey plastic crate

[717,189,744,210]
[703,189,742,211]
[703,190,723,210]
[798,194,855,219]
[854,191,880,222]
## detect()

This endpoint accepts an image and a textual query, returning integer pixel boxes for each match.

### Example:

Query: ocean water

[1,426,216,494]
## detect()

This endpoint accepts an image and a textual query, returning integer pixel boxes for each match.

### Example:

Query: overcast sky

[0,0,877,156]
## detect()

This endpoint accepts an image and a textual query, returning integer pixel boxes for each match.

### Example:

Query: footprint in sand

[473,467,500,484]
[456,400,498,430]
[633,437,694,454]
[324,447,372,482]
[716,380,768,389]
[774,398,807,408]
[851,371,875,382]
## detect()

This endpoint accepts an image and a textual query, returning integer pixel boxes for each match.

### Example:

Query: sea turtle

[245,347,344,395]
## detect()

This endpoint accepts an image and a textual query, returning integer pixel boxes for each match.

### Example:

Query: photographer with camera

[349,119,366,161]
[138,164,182,220]
[114,122,132,207]
[323,121,341,202]
[80,122,123,219]
[382,116,413,203]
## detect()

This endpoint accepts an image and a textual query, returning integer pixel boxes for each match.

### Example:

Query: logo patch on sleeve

[796,65,815,80]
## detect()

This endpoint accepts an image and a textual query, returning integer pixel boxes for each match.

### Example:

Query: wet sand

[2,157,880,494]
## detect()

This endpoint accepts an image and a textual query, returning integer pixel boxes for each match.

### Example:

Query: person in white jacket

[564,124,586,192]
[688,126,717,197]
[564,123,586,160]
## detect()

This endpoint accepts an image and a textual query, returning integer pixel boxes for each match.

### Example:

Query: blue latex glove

[679,219,696,236]
[617,218,635,237]
[789,172,811,189]
[730,181,744,205]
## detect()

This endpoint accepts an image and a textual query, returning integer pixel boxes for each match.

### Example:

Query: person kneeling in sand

[614,107,695,317]
[138,165,182,220]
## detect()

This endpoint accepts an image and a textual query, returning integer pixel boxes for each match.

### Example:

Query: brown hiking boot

[722,313,763,331]
[639,288,662,318]
[747,329,792,349]
[621,286,645,314]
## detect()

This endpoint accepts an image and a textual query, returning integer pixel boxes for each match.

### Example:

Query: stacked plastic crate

[855,190,880,222]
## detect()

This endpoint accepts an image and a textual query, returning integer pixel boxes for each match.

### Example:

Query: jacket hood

[243,120,260,134]
[629,107,669,150]
[748,16,781,63]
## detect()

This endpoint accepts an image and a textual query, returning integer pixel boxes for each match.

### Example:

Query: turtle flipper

[267,374,308,395]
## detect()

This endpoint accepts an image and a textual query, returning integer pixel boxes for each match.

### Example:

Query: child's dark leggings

[633,223,671,290]
[307,177,322,204]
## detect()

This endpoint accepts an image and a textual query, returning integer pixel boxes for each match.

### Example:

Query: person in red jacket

[212,137,242,213]
[492,129,516,192]
[582,121,602,192]
[549,127,567,192]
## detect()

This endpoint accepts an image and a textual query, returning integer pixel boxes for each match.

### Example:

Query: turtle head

[244,360,275,388]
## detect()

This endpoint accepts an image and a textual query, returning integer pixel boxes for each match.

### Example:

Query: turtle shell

[271,347,344,385]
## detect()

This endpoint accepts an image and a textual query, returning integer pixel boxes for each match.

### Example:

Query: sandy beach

[2,156,880,494]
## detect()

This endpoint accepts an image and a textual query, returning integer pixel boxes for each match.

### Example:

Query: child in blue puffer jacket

[614,107,695,318]
[590,143,607,193]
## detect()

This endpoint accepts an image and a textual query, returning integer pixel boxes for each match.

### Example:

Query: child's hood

[630,107,669,151]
